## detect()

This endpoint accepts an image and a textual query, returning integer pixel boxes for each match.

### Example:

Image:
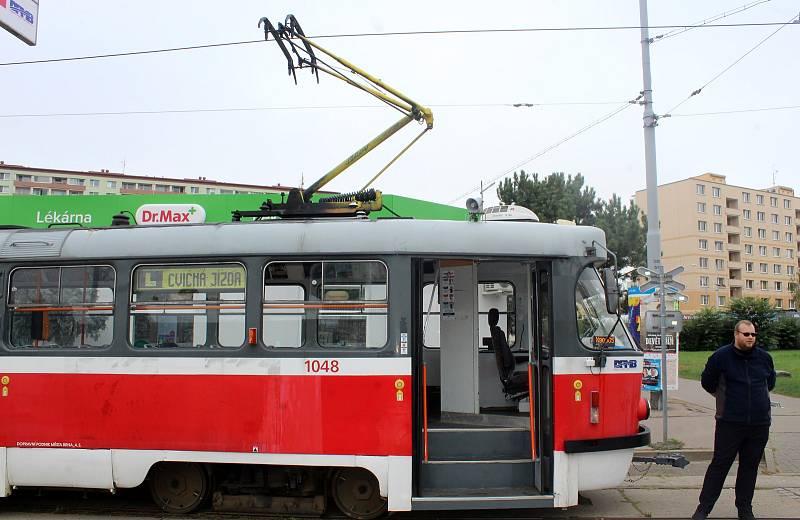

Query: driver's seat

[489,308,529,400]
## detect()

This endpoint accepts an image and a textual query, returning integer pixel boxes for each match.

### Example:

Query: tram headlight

[637,396,651,421]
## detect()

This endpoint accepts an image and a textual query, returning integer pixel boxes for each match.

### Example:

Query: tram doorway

[413,258,552,506]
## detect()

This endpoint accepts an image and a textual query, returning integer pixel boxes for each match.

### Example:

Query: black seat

[488,308,529,400]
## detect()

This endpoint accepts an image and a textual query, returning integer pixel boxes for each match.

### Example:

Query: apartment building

[0,162,292,196]
[635,173,799,314]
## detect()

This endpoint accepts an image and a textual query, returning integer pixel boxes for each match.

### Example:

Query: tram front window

[575,267,635,350]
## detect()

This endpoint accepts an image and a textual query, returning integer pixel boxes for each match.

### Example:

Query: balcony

[726,197,739,211]
[731,287,743,298]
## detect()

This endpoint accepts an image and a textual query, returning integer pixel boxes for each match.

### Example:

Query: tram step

[427,427,531,461]
[421,459,534,490]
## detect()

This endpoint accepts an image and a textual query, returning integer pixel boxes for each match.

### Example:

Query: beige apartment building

[0,162,292,196]
[635,173,799,314]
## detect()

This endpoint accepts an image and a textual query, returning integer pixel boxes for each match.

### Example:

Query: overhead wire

[663,13,799,116]
[669,104,800,117]
[1,21,798,67]
[447,97,640,204]
[651,0,773,43]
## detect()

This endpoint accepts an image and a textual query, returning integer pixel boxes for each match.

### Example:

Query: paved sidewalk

[554,378,800,518]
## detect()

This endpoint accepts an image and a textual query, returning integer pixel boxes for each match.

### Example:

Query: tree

[680,307,733,351]
[791,273,800,310]
[497,170,646,268]
[595,194,647,268]
[727,297,778,349]
[496,170,601,225]
[772,316,800,350]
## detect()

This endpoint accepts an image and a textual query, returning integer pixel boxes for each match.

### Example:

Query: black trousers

[698,420,770,513]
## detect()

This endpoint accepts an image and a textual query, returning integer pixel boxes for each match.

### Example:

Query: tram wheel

[330,467,388,520]
[148,462,209,514]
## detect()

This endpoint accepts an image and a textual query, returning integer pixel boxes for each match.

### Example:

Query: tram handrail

[423,363,429,462]
[528,363,536,459]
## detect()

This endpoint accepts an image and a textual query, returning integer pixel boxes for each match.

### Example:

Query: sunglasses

[737,331,757,337]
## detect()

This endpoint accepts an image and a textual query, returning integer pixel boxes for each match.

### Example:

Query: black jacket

[701,344,776,425]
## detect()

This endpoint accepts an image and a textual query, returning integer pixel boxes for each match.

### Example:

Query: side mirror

[601,267,620,315]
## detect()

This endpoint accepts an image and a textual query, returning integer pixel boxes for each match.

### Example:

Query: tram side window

[130,263,246,349]
[422,282,516,349]
[575,267,634,350]
[8,265,115,349]
[264,261,388,350]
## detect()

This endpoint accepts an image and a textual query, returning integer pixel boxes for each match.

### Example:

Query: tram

[0,215,649,518]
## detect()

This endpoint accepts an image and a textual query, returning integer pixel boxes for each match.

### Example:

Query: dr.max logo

[135,204,206,225]
[614,359,638,369]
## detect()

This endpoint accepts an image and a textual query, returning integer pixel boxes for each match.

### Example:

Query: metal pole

[658,266,668,445]
[639,0,668,441]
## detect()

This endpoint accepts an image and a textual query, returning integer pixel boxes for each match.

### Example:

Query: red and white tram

[0,216,649,518]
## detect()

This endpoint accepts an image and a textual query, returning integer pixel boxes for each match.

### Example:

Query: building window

[743,209,751,220]
[107,181,117,189]
[712,187,721,198]
[714,223,723,233]
[745,262,753,272]
[89,179,100,188]
[788,266,796,276]
[698,221,707,232]
[770,196,778,207]
[171,186,184,193]
[790,299,796,310]
[744,244,753,255]
[137,183,152,191]
[756,194,764,205]
[699,257,709,268]
[700,295,709,306]
[774,264,782,274]
[786,232,793,242]
[775,281,783,292]
[759,263,768,274]
[220,189,234,194]
[16,174,31,182]
[773,231,780,241]
[758,228,766,239]
[0,186,7,193]
[696,184,706,195]
[121,182,136,190]
[697,202,706,213]
[713,205,722,215]
[744,227,752,237]
[772,214,779,224]
[746,279,754,290]
[700,276,709,287]
[207,188,216,194]
[787,249,794,259]
[758,245,767,256]
[717,295,726,307]
[190,187,199,194]
[761,280,768,290]
[784,199,791,209]
[699,239,708,250]
[775,299,783,309]
[715,259,725,270]
[51,189,66,196]
[757,211,765,222]
[785,216,792,226]
[715,241,724,251]
[742,192,751,203]
[15,187,31,194]
[0,172,9,180]
[773,247,781,257]
[716,277,725,287]
[33,175,50,183]
[68,178,84,186]
[31,188,46,196]
[155,184,169,192]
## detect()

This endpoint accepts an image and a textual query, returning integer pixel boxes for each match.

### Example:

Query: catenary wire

[663,13,798,115]
[668,104,800,117]
[651,0,773,42]
[447,99,638,203]
[0,101,630,119]
[0,21,798,67]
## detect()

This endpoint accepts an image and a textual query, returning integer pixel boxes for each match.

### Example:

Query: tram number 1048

[304,359,341,373]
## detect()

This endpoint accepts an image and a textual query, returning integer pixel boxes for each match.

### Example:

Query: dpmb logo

[136,204,206,225]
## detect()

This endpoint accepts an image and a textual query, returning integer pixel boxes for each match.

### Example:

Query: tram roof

[0,218,606,261]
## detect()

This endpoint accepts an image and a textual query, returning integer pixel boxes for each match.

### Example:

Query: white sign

[135,204,206,225]
[439,269,456,320]
[0,0,39,45]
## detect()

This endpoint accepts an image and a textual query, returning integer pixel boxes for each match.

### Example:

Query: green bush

[772,316,800,350]
[680,307,733,351]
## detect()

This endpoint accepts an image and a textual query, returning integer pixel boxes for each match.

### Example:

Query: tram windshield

[575,267,636,350]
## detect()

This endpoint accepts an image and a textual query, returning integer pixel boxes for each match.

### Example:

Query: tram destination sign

[136,266,246,291]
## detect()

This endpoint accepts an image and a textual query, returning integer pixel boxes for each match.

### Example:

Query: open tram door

[411,258,554,510]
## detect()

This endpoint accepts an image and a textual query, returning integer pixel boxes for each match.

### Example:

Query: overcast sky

[1,1,797,208]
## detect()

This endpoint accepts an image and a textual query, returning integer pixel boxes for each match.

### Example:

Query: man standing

[692,320,776,520]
